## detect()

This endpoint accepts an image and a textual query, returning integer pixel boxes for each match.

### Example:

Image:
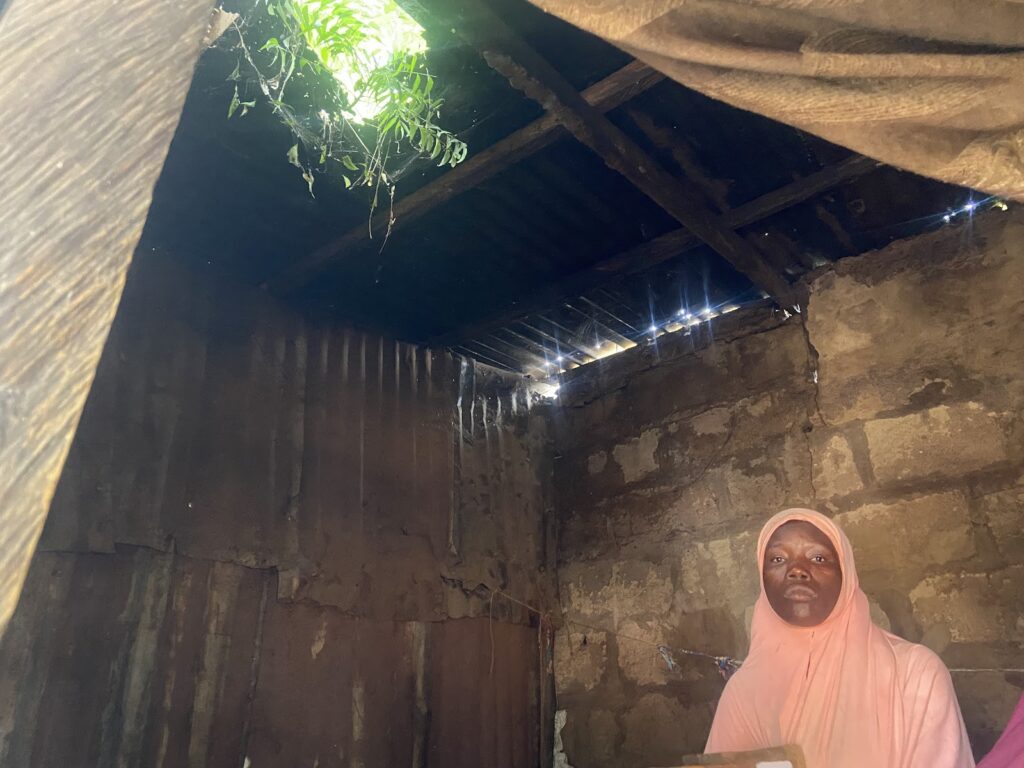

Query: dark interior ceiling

[140,0,977,375]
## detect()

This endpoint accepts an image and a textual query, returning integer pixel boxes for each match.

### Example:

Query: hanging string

[486,588,742,679]
[488,590,496,677]
[484,588,1021,683]
[658,644,741,679]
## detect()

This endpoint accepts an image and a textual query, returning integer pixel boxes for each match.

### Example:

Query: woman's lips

[783,585,818,602]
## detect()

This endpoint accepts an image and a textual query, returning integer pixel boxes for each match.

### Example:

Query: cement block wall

[0,252,555,767]
[551,210,1024,767]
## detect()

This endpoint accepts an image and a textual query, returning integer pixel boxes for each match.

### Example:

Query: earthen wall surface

[552,210,1024,767]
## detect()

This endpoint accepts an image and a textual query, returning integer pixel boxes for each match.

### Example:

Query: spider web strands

[270,60,664,291]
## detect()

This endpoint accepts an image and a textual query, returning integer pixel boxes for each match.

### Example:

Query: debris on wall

[553,710,575,768]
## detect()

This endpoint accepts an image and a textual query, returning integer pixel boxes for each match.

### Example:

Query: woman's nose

[787,565,810,579]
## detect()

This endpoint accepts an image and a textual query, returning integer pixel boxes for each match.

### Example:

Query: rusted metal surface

[249,613,544,767]
[427,618,542,767]
[0,549,543,768]
[0,548,268,766]
[1,254,554,766]
[40,255,551,623]
[247,600,420,765]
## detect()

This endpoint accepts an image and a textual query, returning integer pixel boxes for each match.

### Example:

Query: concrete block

[811,431,864,499]
[560,707,623,768]
[612,428,661,484]
[586,709,621,765]
[978,485,1024,563]
[621,694,714,767]
[667,459,790,534]
[836,492,976,585]
[864,403,1009,485]
[807,215,1024,423]
[909,566,1024,644]
[675,531,760,618]
[672,606,747,668]
[667,474,729,530]
[616,619,670,686]
[560,559,673,626]
[689,406,732,436]
[724,463,788,514]
[554,627,607,693]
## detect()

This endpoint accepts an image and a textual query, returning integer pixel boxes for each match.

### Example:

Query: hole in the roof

[294,0,428,123]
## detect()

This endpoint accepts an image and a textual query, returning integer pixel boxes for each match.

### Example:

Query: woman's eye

[771,556,784,564]
[812,555,826,563]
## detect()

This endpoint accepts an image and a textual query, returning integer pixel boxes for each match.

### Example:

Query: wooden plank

[429,155,877,347]
[434,0,795,303]
[668,744,807,768]
[271,60,663,291]
[624,106,732,212]
[627,107,801,276]
[725,155,880,228]
[0,0,214,635]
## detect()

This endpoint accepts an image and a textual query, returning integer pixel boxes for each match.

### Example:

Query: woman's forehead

[765,519,838,552]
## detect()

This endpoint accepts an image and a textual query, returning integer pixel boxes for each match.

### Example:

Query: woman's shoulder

[884,631,955,683]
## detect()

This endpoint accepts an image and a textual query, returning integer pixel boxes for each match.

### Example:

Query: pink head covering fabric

[705,508,975,768]
[978,692,1024,768]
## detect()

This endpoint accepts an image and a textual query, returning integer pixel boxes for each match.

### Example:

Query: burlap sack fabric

[528,0,1024,200]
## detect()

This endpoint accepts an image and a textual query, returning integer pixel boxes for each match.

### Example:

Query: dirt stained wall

[551,209,1024,767]
[0,250,556,768]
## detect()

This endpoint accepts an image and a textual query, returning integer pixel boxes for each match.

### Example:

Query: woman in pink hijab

[706,508,975,768]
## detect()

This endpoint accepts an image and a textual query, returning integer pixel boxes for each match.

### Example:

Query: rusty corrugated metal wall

[0,253,555,767]
[0,548,542,766]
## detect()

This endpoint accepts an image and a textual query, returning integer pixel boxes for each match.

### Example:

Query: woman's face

[762,520,843,627]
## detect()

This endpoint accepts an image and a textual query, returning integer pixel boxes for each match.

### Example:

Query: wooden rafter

[625,107,803,277]
[429,154,879,347]
[432,0,796,304]
[270,59,663,292]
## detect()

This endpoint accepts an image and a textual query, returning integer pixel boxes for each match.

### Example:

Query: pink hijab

[705,508,975,768]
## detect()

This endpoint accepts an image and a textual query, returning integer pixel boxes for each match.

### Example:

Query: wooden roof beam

[437,0,796,305]
[429,154,879,347]
[624,106,803,277]
[270,59,663,292]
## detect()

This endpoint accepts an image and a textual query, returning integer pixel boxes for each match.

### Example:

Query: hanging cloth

[528,0,1024,200]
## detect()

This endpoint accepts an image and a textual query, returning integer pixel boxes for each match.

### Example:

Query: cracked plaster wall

[550,209,1024,767]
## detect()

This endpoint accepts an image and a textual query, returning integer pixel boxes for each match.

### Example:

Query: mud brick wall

[551,209,1024,767]
[0,251,555,767]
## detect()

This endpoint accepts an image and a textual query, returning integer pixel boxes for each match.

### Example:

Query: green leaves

[227,85,255,118]
[229,0,470,205]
